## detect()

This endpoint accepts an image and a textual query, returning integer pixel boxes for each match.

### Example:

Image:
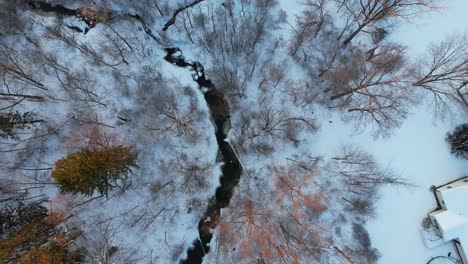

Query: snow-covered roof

[434,179,468,260]
[433,210,467,241]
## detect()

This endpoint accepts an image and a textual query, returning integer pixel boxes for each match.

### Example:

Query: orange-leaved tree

[217,163,329,263]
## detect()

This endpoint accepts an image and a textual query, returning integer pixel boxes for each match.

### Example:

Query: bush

[52,146,137,196]
[352,223,381,263]
[446,123,468,159]
[0,111,37,140]
[0,204,71,263]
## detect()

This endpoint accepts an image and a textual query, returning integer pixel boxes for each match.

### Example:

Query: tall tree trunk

[329,86,363,100]
[342,22,368,46]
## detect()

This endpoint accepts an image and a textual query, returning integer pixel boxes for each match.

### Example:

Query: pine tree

[0,202,71,263]
[446,123,468,159]
[0,111,39,140]
[51,146,137,196]
[0,199,48,235]
[19,239,72,264]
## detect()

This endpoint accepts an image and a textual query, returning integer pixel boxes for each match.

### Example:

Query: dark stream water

[164,48,242,264]
[28,1,100,33]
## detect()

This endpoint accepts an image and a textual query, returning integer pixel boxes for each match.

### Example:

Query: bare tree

[281,79,319,109]
[237,94,316,152]
[133,79,203,140]
[327,145,408,216]
[332,145,407,188]
[413,32,468,117]
[80,215,142,264]
[216,163,329,263]
[61,69,107,108]
[290,0,330,57]
[95,27,134,66]
[162,0,206,31]
[324,43,416,137]
[38,18,123,69]
[0,1,38,46]
[334,0,439,46]
[171,154,212,193]
[0,43,46,94]
[175,0,284,101]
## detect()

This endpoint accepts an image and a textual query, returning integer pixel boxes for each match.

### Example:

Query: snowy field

[366,0,468,262]
[280,0,468,263]
[310,0,468,262]
[314,107,467,263]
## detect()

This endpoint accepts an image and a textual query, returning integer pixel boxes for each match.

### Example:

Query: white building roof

[439,181,468,218]
[435,179,468,261]
[433,210,467,241]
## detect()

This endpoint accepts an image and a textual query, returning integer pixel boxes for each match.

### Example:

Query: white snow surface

[313,106,467,263]
[279,0,468,263]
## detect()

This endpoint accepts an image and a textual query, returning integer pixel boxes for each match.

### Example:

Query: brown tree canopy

[216,163,329,263]
[324,44,416,137]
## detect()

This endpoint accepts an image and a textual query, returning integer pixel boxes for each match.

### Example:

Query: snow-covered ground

[279,0,468,263]
[365,0,468,261]
[312,106,467,263]
[313,0,468,262]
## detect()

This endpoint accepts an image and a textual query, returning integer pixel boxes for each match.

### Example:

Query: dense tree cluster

[290,0,466,136]
[446,123,468,159]
[0,197,73,263]
[0,111,39,140]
